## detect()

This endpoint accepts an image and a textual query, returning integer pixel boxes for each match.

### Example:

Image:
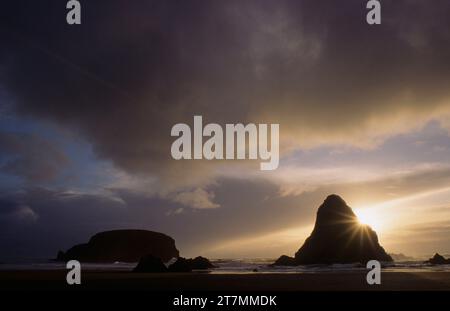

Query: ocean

[1,258,450,273]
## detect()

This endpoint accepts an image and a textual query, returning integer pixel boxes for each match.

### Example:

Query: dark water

[1,258,449,273]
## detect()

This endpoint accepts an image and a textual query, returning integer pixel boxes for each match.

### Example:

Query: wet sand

[0,271,450,290]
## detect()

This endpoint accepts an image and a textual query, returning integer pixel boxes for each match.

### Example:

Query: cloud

[0,198,38,223]
[13,205,38,222]
[273,163,450,197]
[0,132,69,183]
[172,188,220,209]
[1,0,450,202]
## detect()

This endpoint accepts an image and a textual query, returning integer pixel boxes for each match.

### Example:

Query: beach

[1,270,450,291]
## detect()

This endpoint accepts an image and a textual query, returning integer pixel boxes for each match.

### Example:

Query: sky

[1,0,450,260]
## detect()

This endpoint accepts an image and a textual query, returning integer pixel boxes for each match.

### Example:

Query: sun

[354,208,385,232]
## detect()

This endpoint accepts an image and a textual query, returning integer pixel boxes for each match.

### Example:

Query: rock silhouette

[425,253,450,265]
[274,194,392,265]
[168,257,192,272]
[132,255,216,273]
[187,256,217,269]
[133,255,168,273]
[272,255,296,266]
[56,230,179,262]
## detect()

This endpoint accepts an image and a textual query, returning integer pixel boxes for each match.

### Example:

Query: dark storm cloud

[0,132,70,182]
[1,0,450,191]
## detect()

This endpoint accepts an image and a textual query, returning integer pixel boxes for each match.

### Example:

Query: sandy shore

[0,271,450,290]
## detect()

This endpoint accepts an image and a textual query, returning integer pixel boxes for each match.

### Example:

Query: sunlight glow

[354,208,385,232]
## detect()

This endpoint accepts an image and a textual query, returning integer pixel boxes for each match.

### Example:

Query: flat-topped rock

[56,229,179,262]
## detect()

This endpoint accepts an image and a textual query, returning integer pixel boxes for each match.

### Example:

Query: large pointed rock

[274,195,392,265]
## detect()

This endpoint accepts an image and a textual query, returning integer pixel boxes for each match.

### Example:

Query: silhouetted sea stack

[168,257,192,272]
[187,256,217,269]
[425,253,450,265]
[133,255,168,273]
[56,230,179,262]
[273,194,392,265]
[273,255,297,266]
